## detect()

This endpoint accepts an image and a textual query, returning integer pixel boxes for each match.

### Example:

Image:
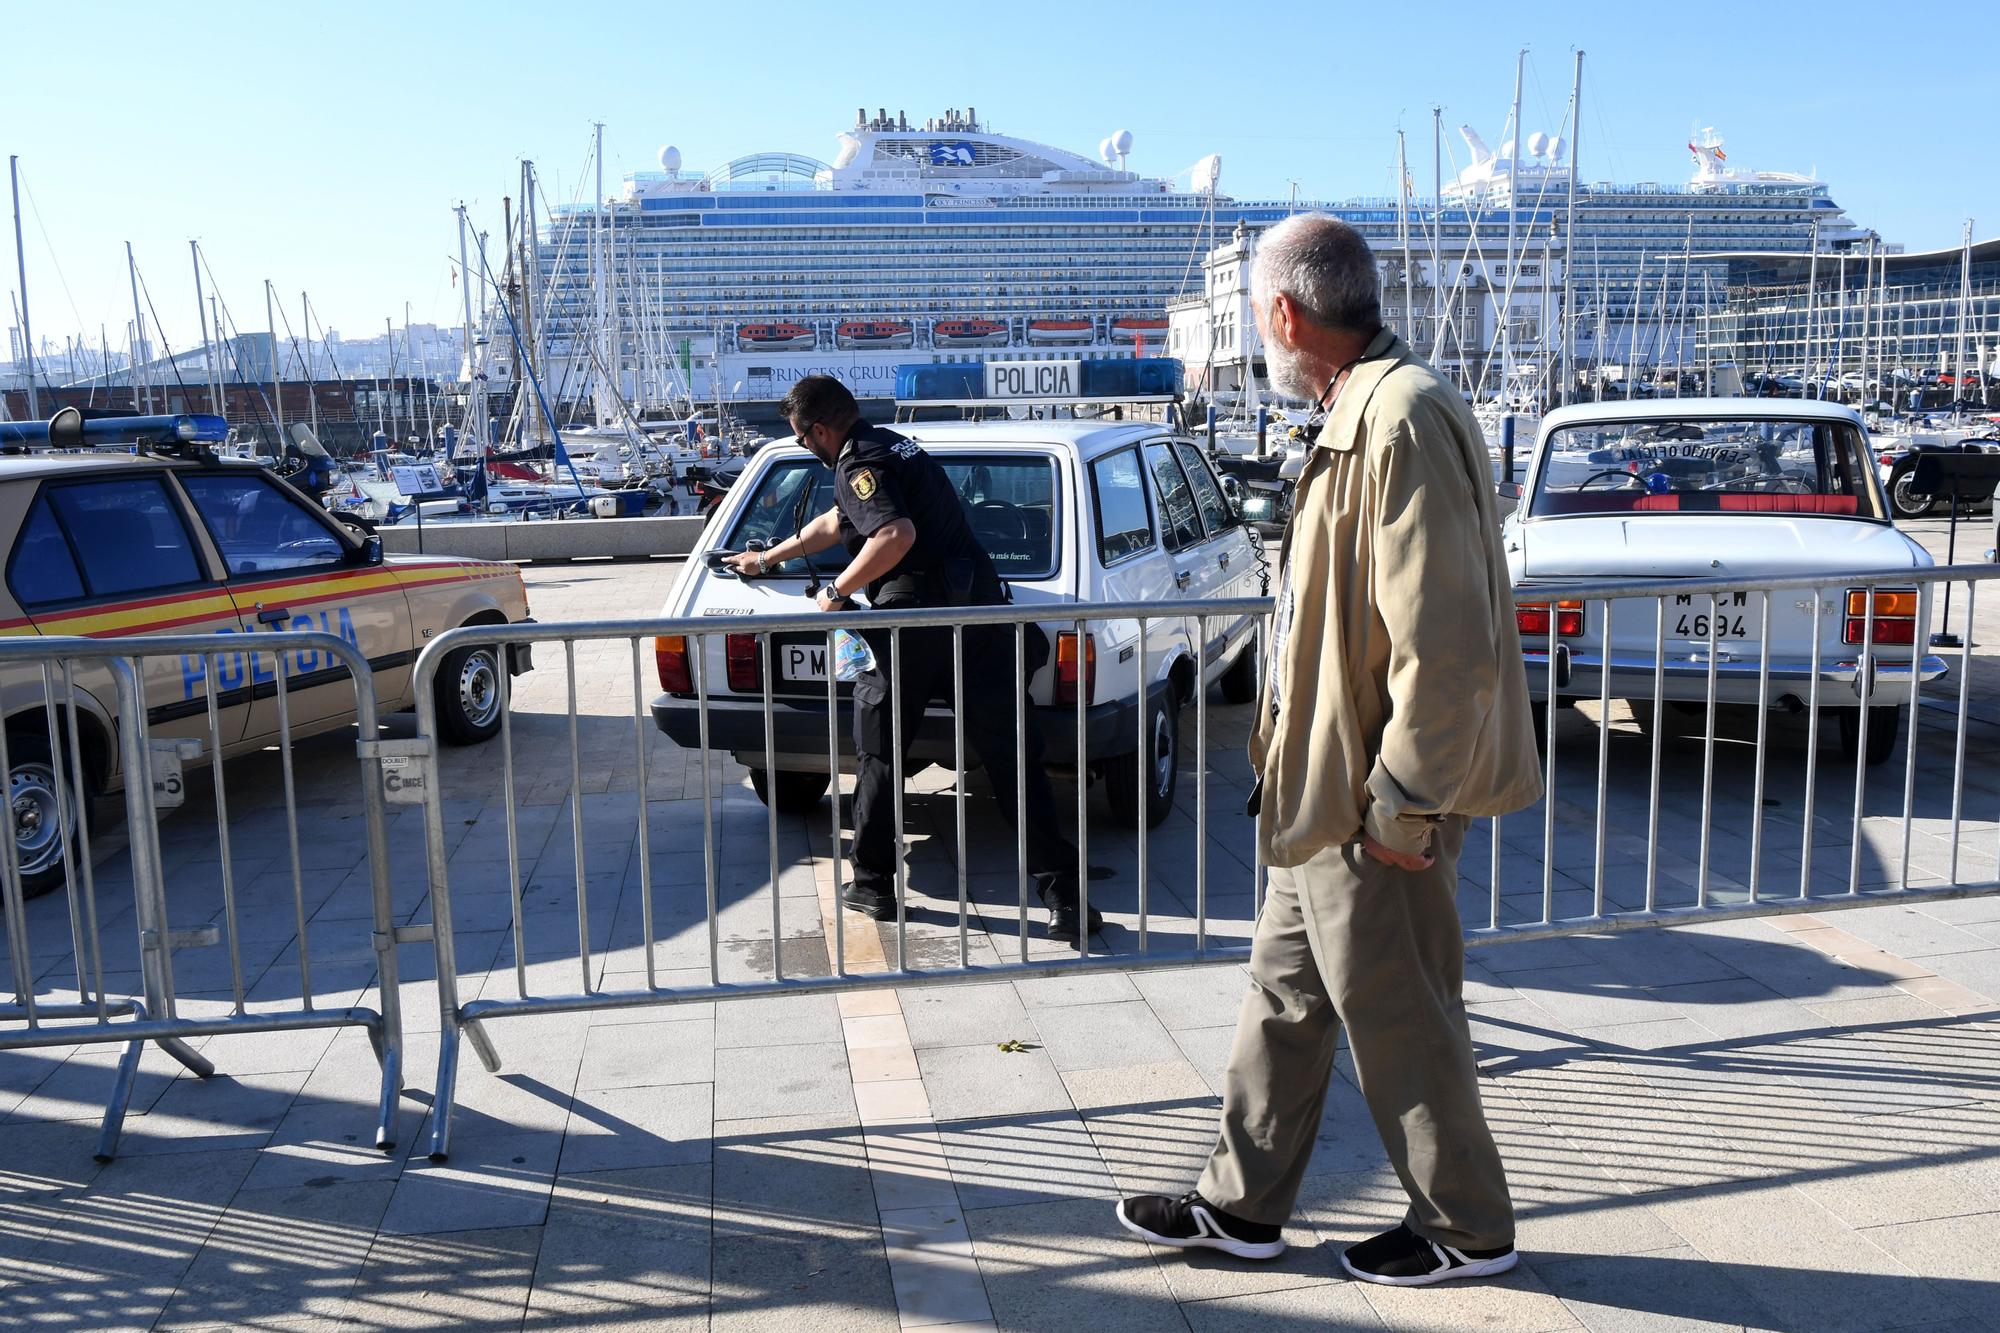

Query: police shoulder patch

[852,468,877,500]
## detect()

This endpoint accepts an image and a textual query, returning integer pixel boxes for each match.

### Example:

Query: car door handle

[1175,571,1192,590]
[1218,551,1231,570]
[256,605,292,627]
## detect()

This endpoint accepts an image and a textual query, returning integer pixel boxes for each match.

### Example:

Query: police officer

[725,376,1100,944]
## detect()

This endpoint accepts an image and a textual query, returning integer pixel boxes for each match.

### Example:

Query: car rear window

[1529,418,1882,519]
[43,477,206,597]
[728,453,1060,579]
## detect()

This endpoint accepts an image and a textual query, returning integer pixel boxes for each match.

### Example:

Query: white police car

[1503,399,1947,764]
[650,420,1266,826]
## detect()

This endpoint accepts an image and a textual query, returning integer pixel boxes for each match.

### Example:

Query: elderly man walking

[1116,215,1543,1286]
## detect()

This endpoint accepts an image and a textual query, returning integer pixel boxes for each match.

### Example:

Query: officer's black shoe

[1037,877,1104,945]
[841,883,898,921]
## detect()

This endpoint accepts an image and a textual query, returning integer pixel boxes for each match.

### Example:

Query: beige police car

[1,419,531,899]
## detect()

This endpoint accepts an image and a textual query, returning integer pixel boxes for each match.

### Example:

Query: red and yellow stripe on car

[0,560,514,640]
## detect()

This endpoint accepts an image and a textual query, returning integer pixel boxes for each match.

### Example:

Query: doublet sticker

[852,469,877,500]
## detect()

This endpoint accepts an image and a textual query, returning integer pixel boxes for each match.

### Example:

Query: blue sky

[3,0,1988,357]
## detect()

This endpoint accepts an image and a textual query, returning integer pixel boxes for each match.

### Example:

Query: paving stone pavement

[4,543,2000,1330]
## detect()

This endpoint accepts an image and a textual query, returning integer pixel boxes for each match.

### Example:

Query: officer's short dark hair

[782,375,860,430]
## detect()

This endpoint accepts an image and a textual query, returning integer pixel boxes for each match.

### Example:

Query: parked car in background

[651,420,1266,826]
[1502,399,1947,765]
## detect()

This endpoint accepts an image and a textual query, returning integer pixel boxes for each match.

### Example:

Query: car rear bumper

[650,690,1158,772]
[1523,647,1949,706]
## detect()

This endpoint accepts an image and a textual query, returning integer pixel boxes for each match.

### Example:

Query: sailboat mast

[1431,106,1444,367]
[262,279,285,444]
[9,157,40,417]
[127,242,149,412]
[593,121,611,427]
[1503,47,1524,405]
[1395,130,1414,346]
[1561,50,1582,406]
[193,243,220,413]
[303,293,319,434]
[457,204,484,450]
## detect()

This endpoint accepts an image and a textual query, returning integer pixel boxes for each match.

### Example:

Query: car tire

[435,642,505,745]
[5,732,86,903]
[749,768,830,813]
[1888,462,1937,519]
[1106,688,1179,829]
[1836,705,1901,767]
[1217,635,1260,705]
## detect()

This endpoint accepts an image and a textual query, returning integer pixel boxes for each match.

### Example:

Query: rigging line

[195,254,281,440]
[132,261,193,397]
[16,168,91,341]
[302,294,349,382]
[270,285,312,382]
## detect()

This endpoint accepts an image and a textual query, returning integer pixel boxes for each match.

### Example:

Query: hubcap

[1150,708,1175,797]
[458,650,501,728]
[10,762,68,878]
[1894,474,1930,512]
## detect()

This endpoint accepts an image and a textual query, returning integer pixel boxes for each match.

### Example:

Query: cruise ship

[520,109,1875,411]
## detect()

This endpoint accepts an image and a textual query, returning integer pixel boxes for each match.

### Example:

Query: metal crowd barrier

[406,570,2000,1160]
[407,597,1270,1159]
[1490,562,2000,942]
[0,632,406,1159]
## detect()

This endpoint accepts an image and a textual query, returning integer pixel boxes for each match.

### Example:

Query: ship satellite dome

[1500,138,1516,159]
[1526,132,1550,158]
[1113,128,1134,155]
[1099,137,1117,165]
[659,145,682,173]
[1548,135,1567,161]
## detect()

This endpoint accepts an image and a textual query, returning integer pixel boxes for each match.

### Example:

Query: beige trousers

[1195,816,1515,1251]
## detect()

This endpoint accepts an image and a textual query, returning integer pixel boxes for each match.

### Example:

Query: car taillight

[1843,588,1918,645]
[1517,599,1583,638]
[725,633,763,692]
[656,634,693,693]
[1055,631,1096,706]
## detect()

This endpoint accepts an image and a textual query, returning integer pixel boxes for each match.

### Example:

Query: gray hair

[1249,213,1382,336]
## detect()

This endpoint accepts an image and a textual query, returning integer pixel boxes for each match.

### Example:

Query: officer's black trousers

[849,622,1077,900]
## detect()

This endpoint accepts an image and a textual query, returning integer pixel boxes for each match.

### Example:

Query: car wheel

[749,768,831,813]
[1217,635,1260,705]
[1836,705,1901,767]
[435,642,505,745]
[5,732,86,902]
[1888,463,1937,519]
[1106,689,1179,829]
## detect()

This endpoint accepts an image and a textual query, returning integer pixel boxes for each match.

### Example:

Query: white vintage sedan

[1502,399,1948,765]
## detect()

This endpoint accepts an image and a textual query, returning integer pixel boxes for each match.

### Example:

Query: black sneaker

[841,884,897,921]
[1114,1191,1285,1260]
[1340,1222,1517,1286]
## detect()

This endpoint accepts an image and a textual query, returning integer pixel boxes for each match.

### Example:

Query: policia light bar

[0,407,230,455]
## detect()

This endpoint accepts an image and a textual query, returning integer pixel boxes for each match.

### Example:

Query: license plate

[781,643,828,682]
[1673,611,1751,640]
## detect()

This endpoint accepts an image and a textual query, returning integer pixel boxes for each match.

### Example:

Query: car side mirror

[1219,474,1245,518]
[1496,482,1523,501]
[349,534,384,566]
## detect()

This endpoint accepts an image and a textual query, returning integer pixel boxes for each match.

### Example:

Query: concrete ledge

[379,514,709,563]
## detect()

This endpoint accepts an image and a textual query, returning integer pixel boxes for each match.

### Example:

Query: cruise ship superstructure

[519,109,1875,410]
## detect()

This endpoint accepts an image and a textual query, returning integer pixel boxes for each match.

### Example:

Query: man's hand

[724,549,768,577]
[1362,833,1434,872]
[815,585,852,612]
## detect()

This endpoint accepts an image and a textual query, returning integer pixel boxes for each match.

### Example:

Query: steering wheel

[1578,469,1646,491]
[1755,474,1815,494]
[972,499,1027,541]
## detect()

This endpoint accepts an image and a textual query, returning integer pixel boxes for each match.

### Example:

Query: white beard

[1263,329,1321,402]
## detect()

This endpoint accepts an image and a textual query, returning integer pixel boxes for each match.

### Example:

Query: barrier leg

[93,1035,147,1163]
[428,1021,462,1162]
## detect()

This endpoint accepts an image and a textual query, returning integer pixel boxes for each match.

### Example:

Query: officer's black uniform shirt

[831,422,997,604]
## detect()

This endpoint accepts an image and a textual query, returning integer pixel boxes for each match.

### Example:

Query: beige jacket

[1251,329,1542,867]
